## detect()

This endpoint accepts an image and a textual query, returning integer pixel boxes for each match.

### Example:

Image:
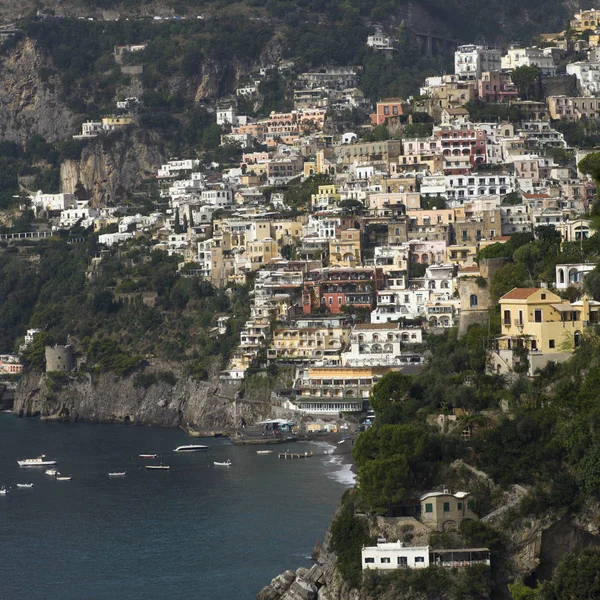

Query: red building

[435,127,487,166]
[302,267,384,314]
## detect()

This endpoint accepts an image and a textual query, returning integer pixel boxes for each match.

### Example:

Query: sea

[0,415,355,600]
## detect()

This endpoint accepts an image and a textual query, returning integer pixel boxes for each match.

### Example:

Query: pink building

[370,98,405,125]
[435,127,486,166]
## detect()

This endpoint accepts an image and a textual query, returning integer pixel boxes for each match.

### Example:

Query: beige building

[420,491,477,532]
[548,96,600,121]
[329,229,361,268]
[247,238,279,269]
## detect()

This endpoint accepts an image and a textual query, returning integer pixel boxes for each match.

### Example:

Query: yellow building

[267,325,350,363]
[311,184,341,210]
[269,218,304,242]
[493,288,600,374]
[287,365,398,413]
[570,10,600,33]
[247,238,279,269]
[303,150,335,177]
[101,115,134,130]
[329,229,361,268]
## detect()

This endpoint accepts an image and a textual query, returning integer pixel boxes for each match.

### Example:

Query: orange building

[370,98,405,125]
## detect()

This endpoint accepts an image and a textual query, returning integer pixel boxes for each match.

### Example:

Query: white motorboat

[256,450,274,455]
[139,454,158,459]
[55,474,72,481]
[45,469,58,476]
[108,472,127,477]
[174,445,208,452]
[16,483,34,488]
[214,460,231,467]
[145,465,170,470]
[17,455,57,467]
[0,486,8,495]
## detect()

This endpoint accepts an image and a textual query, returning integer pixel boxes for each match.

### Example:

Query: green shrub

[133,373,157,389]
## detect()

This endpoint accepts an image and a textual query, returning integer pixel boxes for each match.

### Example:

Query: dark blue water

[0,415,351,600]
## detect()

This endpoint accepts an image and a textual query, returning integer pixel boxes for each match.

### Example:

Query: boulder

[280,576,318,600]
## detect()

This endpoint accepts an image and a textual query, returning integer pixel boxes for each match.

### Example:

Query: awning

[550,303,572,312]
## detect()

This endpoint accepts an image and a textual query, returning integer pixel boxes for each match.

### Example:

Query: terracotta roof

[522,193,551,199]
[445,107,469,115]
[492,236,511,241]
[460,266,480,274]
[501,287,540,300]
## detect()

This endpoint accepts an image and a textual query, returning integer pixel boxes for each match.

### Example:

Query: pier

[279,451,313,459]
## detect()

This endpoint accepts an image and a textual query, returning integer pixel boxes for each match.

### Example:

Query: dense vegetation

[0,236,249,378]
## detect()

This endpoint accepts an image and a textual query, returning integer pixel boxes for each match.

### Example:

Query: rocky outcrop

[13,367,272,429]
[60,128,166,205]
[0,38,75,143]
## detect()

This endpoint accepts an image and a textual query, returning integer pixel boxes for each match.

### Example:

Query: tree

[540,548,600,600]
[370,371,413,412]
[357,455,409,510]
[489,262,528,301]
[584,268,600,300]
[577,444,600,495]
[513,242,542,280]
[511,65,541,100]
[174,209,183,234]
[578,151,600,188]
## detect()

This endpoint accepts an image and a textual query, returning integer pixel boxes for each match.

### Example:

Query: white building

[367,34,395,51]
[29,192,76,212]
[157,160,200,179]
[501,205,531,235]
[362,541,491,571]
[73,121,103,139]
[501,47,557,76]
[555,263,595,289]
[566,61,600,96]
[98,232,134,246]
[341,323,423,367]
[421,174,515,204]
[454,45,501,80]
[58,203,99,228]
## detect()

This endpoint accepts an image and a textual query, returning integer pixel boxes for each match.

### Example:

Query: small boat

[16,483,34,488]
[55,473,72,481]
[139,454,158,459]
[45,469,58,476]
[17,455,57,467]
[256,450,274,455]
[338,440,346,444]
[145,465,170,470]
[108,472,127,477]
[174,445,208,452]
[214,460,231,467]
[0,486,8,495]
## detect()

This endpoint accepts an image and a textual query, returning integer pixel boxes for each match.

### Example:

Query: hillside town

[9,9,600,423]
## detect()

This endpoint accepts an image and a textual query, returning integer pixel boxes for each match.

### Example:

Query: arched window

[383,343,394,353]
[371,344,383,354]
[372,334,379,342]
[559,269,565,284]
[359,345,370,354]
[470,294,478,307]
[574,331,582,348]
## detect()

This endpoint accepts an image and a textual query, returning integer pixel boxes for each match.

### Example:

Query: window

[364,557,375,564]
[467,500,474,510]
[397,557,408,567]
[470,294,478,308]
[425,503,433,513]
[541,293,546,300]
[443,502,450,512]
[549,339,555,349]
[415,557,425,563]
[534,310,542,323]
[457,502,463,510]
[381,557,391,564]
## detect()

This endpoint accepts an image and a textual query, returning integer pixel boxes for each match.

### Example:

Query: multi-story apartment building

[566,62,600,95]
[329,229,361,268]
[434,126,487,166]
[455,45,502,80]
[501,46,557,76]
[548,96,600,121]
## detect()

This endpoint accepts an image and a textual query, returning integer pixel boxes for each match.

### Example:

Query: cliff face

[13,368,273,429]
[60,128,166,204]
[0,38,75,143]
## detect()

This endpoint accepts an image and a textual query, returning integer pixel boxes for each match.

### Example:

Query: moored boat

[45,469,58,476]
[55,473,72,481]
[139,454,157,459]
[174,445,208,452]
[145,465,170,470]
[0,486,8,495]
[214,460,231,467]
[16,483,34,488]
[17,455,57,467]
[256,450,274,455]
[108,472,127,477]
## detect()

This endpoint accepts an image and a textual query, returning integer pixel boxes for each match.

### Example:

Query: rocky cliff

[60,128,166,205]
[13,367,274,429]
[0,38,75,143]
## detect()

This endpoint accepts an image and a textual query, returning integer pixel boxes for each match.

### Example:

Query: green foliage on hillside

[0,238,249,375]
